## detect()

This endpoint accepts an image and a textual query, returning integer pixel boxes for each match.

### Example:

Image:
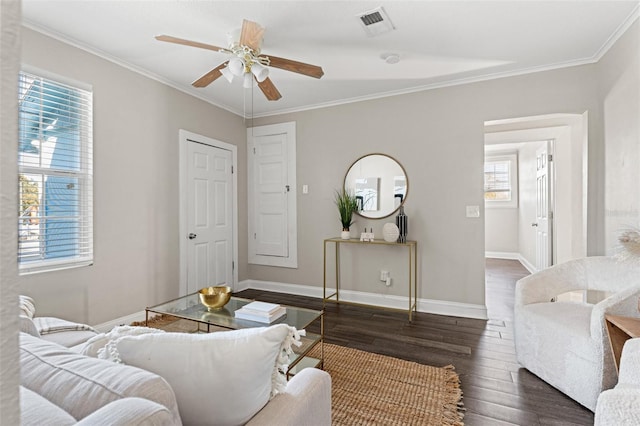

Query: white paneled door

[186,141,233,295]
[252,134,289,257]
[534,143,552,270]
[247,122,297,268]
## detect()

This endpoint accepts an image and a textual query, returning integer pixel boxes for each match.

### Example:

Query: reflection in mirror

[344,154,408,219]
[355,177,380,212]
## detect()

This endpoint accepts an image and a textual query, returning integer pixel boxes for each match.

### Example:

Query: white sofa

[20,332,182,425]
[18,302,332,426]
[19,331,331,425]
[595,338,640,425]
[514,256,640,411]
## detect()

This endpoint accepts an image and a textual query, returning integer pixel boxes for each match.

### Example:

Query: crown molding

[21,21,245,117]
[592,4,639,62]
[250,58,599,118]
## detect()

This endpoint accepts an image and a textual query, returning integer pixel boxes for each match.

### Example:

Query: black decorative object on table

[396,206,408,243]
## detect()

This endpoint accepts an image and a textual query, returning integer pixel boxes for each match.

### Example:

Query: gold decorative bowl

[198,286,231,310]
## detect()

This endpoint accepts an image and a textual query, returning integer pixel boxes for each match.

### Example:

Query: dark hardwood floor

[236,258,594,425]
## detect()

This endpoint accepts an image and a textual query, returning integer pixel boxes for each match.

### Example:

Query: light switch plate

[302,185,309,194]
[466,205,480,218]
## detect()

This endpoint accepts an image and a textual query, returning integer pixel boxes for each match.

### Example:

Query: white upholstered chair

[514,256,640,411]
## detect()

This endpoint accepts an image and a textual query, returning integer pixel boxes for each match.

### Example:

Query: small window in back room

[484,154,517,208]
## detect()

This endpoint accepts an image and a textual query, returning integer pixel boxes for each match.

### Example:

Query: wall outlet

[466,205,480,218]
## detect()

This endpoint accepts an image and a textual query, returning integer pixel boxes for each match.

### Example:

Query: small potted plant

[335,189,358,239]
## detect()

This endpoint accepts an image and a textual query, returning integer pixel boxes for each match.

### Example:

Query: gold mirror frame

[344,153,409,219]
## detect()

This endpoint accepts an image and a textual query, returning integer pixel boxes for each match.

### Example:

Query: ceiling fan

[155,19,324,101]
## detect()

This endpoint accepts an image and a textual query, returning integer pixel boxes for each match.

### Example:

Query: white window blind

[484,154,518,208]
[484,161,511,196]
[18,71,93,274]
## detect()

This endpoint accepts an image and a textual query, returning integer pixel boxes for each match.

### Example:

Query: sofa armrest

[594,338,640,425]
[594,388,640,426]
[515,258,587,306]
[246,368,331,426]
[618,338,640,387]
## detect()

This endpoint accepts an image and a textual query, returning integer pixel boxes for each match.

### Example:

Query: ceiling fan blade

[155,35,226,53]
[192,62,228,88]
[257,77,282,101]
[239,19,265,52]
[265,55,324,79]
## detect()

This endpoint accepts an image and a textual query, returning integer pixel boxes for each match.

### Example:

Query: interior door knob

[188,233,197,240]
[531,223,538,227]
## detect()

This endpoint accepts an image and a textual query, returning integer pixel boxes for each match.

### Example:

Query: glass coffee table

[145,292,323,378]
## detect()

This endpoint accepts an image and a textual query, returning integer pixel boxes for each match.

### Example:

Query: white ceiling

[22,1,639,118]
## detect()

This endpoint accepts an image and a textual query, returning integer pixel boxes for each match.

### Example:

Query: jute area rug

[135,315,465,426]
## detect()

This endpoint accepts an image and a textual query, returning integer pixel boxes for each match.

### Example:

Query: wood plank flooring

[236,258,594,425]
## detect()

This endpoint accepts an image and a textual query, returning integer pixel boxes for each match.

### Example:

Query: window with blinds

[484,154,518,207]
[18,70,93,274]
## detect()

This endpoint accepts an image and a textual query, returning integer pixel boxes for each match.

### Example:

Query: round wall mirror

[344,153,408,219]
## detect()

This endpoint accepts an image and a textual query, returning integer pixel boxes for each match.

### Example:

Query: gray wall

[251,64,602,308]
[598,20,640,253]
[18,28,247,325]
[485,208,519,254]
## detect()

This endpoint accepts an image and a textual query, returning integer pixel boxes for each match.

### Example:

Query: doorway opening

[484,139,555,272]
[483,113,588,313]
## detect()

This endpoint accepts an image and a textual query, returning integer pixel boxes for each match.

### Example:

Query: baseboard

[485,251,520,260]
[518,255,537,274]
[97,280,489,331]
[238,279,324,298]
[241,279,488,320]
[486,251,536,274]
[93,310,146,333]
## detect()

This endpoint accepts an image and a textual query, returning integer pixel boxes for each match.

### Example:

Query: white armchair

[514,256,640,411]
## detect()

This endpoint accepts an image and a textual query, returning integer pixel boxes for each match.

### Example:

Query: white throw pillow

[114,324,299,426]
[77,325,165,357]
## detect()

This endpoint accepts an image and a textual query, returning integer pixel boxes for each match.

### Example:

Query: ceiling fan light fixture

[228,57,245,76]
[251,62,269,83]
[156,19,323,101]
[220,66,234,83]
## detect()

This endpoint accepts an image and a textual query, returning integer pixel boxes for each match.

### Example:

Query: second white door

[535,142,552,270]
[186,141,234,294]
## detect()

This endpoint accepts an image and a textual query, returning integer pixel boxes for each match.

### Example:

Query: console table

[323,237,418,321]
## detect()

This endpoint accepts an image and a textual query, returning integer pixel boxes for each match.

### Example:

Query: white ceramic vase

[382,223,400,242]
[341,230,351,240]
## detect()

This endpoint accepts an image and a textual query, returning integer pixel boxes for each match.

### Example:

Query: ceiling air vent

[356,6,395,37]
